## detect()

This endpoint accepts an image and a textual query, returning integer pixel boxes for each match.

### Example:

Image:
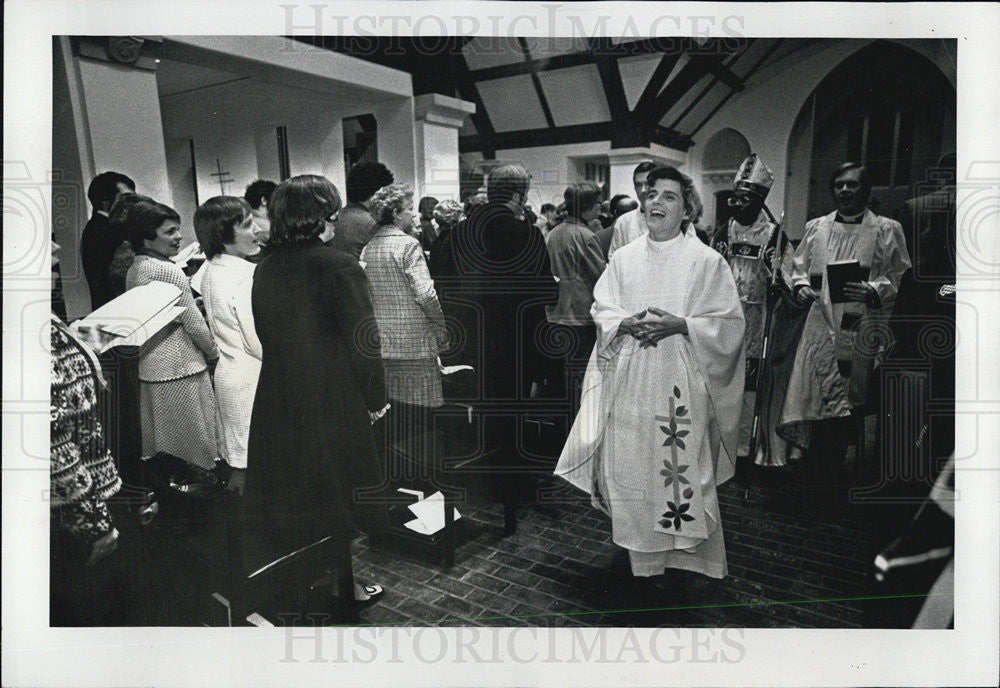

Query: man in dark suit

[875,156,956,512]
[80,171,135,310]
[452,164,559,532]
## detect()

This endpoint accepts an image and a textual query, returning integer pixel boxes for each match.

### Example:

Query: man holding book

[777,162,910,509]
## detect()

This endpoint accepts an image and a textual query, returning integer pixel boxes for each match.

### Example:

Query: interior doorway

[343,114,378,170]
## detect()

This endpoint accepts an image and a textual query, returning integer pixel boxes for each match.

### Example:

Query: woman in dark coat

[243,174,388,605]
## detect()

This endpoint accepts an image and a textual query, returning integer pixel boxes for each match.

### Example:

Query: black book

[826,259,868,304]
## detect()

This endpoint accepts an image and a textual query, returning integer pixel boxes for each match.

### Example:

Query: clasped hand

[842,281,875,305]
[618,307,688,348]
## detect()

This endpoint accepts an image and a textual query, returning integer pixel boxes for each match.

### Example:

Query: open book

[826,259,868,304]
[76,282,185,352]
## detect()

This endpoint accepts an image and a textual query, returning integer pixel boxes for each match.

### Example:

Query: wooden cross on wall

[210,158,235,195]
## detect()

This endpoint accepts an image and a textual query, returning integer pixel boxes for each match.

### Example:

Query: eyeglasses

[727,194,755,207]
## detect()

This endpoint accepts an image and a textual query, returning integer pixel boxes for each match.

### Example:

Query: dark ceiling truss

[517,37,557,129]
[667,40,753,130]
[459,36,753,155]
[688,38,786,139]
[293,35,775,158]
[457,121,692,154]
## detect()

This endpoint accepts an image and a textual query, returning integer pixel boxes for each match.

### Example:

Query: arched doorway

[784,41,956,238]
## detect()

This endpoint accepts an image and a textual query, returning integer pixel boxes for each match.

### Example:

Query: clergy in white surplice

[555,166,746,579]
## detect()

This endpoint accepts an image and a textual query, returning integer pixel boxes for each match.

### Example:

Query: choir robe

[777,209,910,451]
[555,230,745,579]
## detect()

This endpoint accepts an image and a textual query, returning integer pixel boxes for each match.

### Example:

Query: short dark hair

[645,166,703,231]
[88,171,135,212]
[609,194,630,215]
[268,175,342,245]
[633,161,657,178]
[829,162,872,198]
[563,182,603,219]
[119,195,181,252]
[244,180,277,210]
[346,161,394,204]
[418,196,439,218]
[486,165,531,204]
[540,203,556,214]
[194,196,252,260]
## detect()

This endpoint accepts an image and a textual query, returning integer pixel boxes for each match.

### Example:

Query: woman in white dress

[194,196,262,472]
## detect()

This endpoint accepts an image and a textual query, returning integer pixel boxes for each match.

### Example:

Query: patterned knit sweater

[50,318,122,543]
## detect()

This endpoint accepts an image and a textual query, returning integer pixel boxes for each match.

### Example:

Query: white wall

[464,140,616,209]
[77,58,173,206]
[417,120,462,201]
[160,76,417,231]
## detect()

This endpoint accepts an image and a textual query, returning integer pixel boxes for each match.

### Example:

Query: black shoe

[354,583,385,610]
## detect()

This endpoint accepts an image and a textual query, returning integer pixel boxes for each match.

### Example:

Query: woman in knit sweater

[124,196,220,470]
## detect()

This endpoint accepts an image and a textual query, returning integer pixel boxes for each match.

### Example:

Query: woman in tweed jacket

[362,185,449,409]
[124,197,220,470]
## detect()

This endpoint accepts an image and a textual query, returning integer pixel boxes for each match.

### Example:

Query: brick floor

[72,417,933,629]
[349,474,876,629]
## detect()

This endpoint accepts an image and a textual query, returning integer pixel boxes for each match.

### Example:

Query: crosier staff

[742,206,786,493]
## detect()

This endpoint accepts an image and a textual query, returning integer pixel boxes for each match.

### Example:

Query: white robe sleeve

[869,219,911,311]
[682,250,746,476]
[590,253,631,358]
[790,218,821,290]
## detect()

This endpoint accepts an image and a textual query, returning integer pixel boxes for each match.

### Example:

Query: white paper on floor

[403,491,461,535]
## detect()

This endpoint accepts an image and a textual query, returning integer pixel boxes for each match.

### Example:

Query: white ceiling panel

[659,71,716,129]
[524,37,590,61]
[475,75,549,132]
[462,37,525,71]
[616,53,662,110]
[537,64,611,127]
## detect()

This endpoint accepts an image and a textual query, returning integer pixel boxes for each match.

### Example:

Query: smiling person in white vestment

[555,165,746,582]
[194,196,263,482]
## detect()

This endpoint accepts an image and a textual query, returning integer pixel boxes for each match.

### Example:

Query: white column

[414,93,475,201]
[607,145,688,199]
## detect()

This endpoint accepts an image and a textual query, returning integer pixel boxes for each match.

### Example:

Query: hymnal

[76,282,183,352]
[826,259,868,304]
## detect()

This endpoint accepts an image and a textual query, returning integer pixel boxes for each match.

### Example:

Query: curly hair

[432,199,464,228]
[369,184,414,227]
[268,175,342,245]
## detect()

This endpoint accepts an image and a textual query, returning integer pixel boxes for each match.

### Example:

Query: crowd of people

[52,151,955,622]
